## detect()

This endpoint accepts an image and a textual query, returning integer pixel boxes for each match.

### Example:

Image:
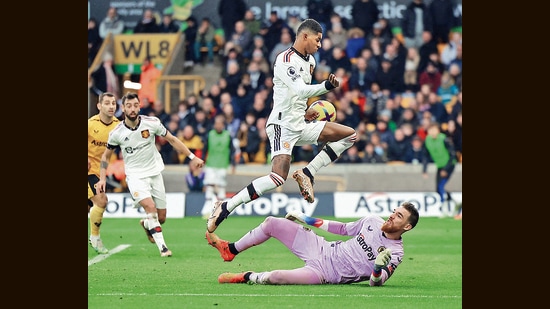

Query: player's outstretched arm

[164,130,204,168]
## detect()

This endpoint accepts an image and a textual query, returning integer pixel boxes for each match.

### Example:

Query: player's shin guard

[306,132,357,176]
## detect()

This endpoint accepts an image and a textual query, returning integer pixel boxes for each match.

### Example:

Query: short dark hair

[98,92,116,103]
[401,201,420,229]
[297,19,323,36]
[121,92,140,105]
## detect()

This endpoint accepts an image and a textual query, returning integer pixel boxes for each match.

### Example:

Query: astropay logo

[233,193,318,216]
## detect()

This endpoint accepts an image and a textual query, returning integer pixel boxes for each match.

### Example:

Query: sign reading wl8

[113,34,180,75]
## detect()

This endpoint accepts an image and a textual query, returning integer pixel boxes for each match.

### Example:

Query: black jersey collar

[290,47,309,62]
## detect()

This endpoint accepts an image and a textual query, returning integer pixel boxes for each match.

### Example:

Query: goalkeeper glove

[374,249,392,272]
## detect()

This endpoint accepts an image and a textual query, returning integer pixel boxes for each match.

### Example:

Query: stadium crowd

[88,0,462,189]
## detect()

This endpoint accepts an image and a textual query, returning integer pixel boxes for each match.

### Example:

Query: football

[309,99,336,122]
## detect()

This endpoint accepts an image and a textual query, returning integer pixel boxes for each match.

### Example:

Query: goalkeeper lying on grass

[205,201,419,285]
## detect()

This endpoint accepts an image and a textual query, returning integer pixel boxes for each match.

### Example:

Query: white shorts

[126,173,167,209]
[203,167,227,187]
[266,122,326,157]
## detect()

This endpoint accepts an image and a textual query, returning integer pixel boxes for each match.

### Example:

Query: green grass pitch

[88,216,462,309]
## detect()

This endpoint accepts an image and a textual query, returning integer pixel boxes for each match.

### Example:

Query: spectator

[449,90,462,123]
[259,10,290,53]
[427,91,448,125]
[183,16,198,68]
[246,61,267,95]
[437,71,459,110]
[349,56,377,94]
[417,31,438,74]
[306,0,334,33]
[351,0,380,37]
[269,29,294,64]
[138,56,162,106]
[89,52,119,98]
[404,47,420,92]
[185,161,205,192]
[440,31,462,67]
[316,37,334,66]
[194,17,217,66]
[88,17,103,68]
[138,97,154,116]
[418,61,441,93]
[327,16,348,50]
[366,21,393,52]
[345,27,366,60]
[243,35,270,71]
[370,130,388,161]
[99,7,125,39]
[337,144,363,163]
[364,82,388,124]
[429,0,457,45]
[401,0,433,50]
[446,118,462,163]
[133,9,160,33]
[159,14,180,33]
[327,46,352,73]
[243,9,261,37]
[177,125,204,164]
[230,20,253,54]
[448,62,462,91]
[404,135,427,164]
[375,58,399,94]
[362,141,386,163]
[359,47,380,74]
[218,0,247,42]
[192,108,213,143]
[176,99,194,130]
[158,116,180,164]
[448,43,462,72]
[396,107,420,131]
[337,94,362,130]
[386,128,411,162]
[287,12,303,35]
[152,100,170,127]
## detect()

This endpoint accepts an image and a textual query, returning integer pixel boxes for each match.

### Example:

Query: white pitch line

[88,244,131,267]
[91,293,461,298]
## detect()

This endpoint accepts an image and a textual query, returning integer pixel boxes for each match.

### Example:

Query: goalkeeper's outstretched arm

[285,210,350,236]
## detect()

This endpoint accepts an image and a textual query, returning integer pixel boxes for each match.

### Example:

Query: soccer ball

[309,100,336,122]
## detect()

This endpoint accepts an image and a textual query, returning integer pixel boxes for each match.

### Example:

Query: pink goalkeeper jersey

[316,216,404,284]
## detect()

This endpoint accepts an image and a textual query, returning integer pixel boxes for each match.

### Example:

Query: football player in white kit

[207,19,356,233]
[97,92,204,257]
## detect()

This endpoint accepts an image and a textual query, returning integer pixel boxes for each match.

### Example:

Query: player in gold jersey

[88,92,120,254]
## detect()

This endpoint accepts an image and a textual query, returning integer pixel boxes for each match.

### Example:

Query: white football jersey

[267,47,331,131]
[106,115,167,178]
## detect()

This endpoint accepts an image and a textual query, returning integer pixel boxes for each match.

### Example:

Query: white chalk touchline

[88,244,131,266]
[91,293,461,298]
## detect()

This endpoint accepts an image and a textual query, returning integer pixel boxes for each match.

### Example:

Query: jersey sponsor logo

[141,130,150,138]
[91,139,108,147]
[356,233,376,261]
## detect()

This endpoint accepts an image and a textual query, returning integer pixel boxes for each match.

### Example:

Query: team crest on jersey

[133,192,139,198]
[287,66,299,81]
[141,130,150,138]
[377,246,387,253]
[283,141,290,150]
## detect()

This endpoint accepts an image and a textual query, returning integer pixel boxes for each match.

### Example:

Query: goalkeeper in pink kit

[206,201,419,285]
